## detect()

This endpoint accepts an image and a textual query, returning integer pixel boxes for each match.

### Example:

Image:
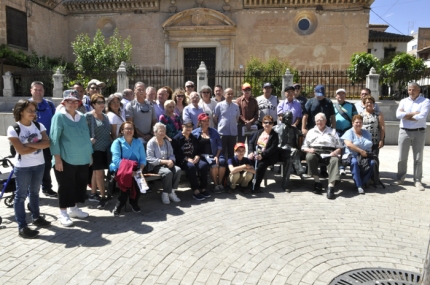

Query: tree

[347,52,381,83]
[381,52,426,88]
[71,28,132,74]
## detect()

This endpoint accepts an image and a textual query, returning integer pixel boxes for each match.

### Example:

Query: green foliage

[72,29,132,74]
[244,56,294,97]
[381,53,426,88]
[0,44,30,67]
[347,52,381,83]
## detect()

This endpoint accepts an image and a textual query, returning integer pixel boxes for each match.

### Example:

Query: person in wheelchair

[274,111,306,192]
[301,113,343,199]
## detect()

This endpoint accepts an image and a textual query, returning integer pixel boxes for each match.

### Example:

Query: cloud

[385,13,394,18]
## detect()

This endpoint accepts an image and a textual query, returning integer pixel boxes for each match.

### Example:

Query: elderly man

[214,85,225,103]
[257,82,279,128]
[72,82,88,113]
[146,86,157,104]
[277,85,302,127]
[84,79,105,112]
[125,82,157,143]
[183,91,204,128]
[355,88,380,114]
[302,113,343,199]
[154,88,168,119]
[185,81,195,98]
[237,83,259,143]
[395,82,430,191]
[121,88,134,108]
[293,83,307,129]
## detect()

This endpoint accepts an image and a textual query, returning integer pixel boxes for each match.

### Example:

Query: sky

[369,0,429,36]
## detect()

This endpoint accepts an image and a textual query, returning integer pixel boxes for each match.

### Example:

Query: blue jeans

[350,157,374,188]
[14,164,45,229]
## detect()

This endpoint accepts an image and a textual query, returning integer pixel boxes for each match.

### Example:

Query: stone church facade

[1,0,374,70]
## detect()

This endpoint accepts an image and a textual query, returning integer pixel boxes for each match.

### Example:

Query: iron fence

[12,70,54,97]
[62,70,117,97]
[128,68,189,91]
[379,68,430,100]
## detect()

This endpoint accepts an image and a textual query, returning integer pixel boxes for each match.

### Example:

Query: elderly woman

[50,92,93,227]
[192,113,226,192]
[360,95,385,156]
[85,94,112,209]
[8,100,51,238]
[159,100,182,140]
[172,119,210,201]
[110,121,146,216]
[302,112,343,199]
[183,91,204,129]
[146,123,182,204]
[172,88,188,118]
[247,115,279,193]
[106,93,125,140]
[198,85,217,129]
[342,115,374,194]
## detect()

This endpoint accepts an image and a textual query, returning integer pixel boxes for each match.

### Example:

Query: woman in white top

[106,93,125,139]
[198,85,217,129]
[7,100,51,238]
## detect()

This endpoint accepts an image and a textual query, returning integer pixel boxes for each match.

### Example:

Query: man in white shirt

[395,82,430,191]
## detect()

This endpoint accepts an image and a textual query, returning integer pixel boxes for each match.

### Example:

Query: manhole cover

[329,268,421,285]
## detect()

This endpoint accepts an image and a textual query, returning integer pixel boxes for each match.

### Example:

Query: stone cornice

[63,0,159,14]
[243,0,374,9]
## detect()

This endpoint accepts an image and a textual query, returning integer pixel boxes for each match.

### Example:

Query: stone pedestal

[366,67,380,101]
[282,69,294,99]
[52,69,64,98]
[117,62,128,92]
[196,61,208,91]
[2,72,14,97]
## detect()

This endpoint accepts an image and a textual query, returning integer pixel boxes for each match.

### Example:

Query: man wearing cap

[293,83,307,129]
[154,87,168,119]
[228,143,256,193]
[214,88,240,159]
[395,82,430,191]
[185,81,195,99]
[84,79,105,112]
[355,88,380,114]
[183,91,204,128]
[257,82,279,128]
[237,83,259,143]
[29,81,57,197]
[277,86,302,127]
[125,82,157,143]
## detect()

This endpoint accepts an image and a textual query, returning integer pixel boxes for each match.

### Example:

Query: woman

[192,113,226,192]
[163,86,173,100]
[342,115,374,194]
[106,93,125,140]
[7,100,51,238]
[360,95,385,156]
[146,123,182,204]
[172,88,187,118]
[248,115,279,193]
[110,121,146,216]
[172,119,210,201]
[84,94,111,209]
[198,85,217,129]
[159,100,182,140]
[50,92,93,227]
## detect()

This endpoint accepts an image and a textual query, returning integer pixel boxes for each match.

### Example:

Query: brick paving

[0,135,429,285]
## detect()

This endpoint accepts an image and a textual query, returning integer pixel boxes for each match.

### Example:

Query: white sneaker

[67,207,89,219]
[415,182,425,191]
[340,169,346,176]
[161,193,170,204]
[394,180,404,186]
[169,191,181,203]
[59,213,74,227]
[357,187,365,194]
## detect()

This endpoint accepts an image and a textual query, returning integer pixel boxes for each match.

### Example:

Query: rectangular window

[6,6,28,50]
[367,49,371,54]
[384,48,396,59]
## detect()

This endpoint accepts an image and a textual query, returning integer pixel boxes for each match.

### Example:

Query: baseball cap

[336,88,346,95]
[87,79,106,89]
[234,142,246,151]
[242,83,252,90]
[263,82,273,88]
[293,83,301,89]
[185,81,194,87]
[284,86,295,92]
[315,84,325,97]
[197,113,209,121]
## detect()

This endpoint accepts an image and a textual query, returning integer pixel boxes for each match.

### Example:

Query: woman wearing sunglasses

[248,115,279,193]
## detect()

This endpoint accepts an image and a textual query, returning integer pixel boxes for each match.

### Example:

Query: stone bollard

[117,61,128,92]
[2,71,14,97]
[52,69,63,98]
[366,67,380,101]
[282,68,294,99]
[196,61,208,92]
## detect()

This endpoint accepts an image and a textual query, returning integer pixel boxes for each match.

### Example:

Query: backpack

[10,121,41,160]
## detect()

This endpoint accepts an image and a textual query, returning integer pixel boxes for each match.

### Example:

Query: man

[214,88,240,159]
[185,81,195,98]
[355,88,380,114]
[72,82,88,113]
[334,88,358,175]
[84,79,105,112]
[395,82,430,191]
[29,81,57,197]
[154,88,168,119]
[257,82,279,128]
[125,82,157,143]
[293,83,307,130]
[183,91,204,128]
[228,143,256,193]
[277,86,302,127]
[214,85,225,103]
[302,113,343,199]
[237,83,259,143]
[121,88,134,109]
[146,86,157,104]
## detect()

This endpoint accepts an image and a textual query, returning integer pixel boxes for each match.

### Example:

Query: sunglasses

[95,101,105,105]
[201,91,211,94]
[295,87,300,90]
[177,95,185,98]
[90,87,100,90]
[186,85,194,88]
[140,103,150,113]
[243,88,251,92]
[263,121,273,125]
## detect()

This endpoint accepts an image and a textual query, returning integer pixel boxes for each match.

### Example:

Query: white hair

[153,122,166,134]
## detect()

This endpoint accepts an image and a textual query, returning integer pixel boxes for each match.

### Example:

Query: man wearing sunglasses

[355,88,380,114]
[185,81,195,99]
[125,82,157,143]
[84,79,105,112]
[237,83,259,144]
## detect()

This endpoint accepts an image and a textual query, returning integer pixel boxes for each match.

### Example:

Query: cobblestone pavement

[0,135,429,285]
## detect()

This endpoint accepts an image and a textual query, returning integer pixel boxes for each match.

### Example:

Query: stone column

[196,61,208,91]
[2,71,14,97]
[52,69,64,98]
[117,62,128,92]
[366,67,380,101]
[282,68,294,99]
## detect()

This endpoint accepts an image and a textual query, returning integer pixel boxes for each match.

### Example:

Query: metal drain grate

[329,268,421,285]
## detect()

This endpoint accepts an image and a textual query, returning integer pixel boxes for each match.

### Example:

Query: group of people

[7,79,429,238]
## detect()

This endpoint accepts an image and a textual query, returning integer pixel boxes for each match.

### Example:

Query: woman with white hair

[159,99,182,140]
[198,85,217,129]
[106,93,125,140]
[146,122,182,204]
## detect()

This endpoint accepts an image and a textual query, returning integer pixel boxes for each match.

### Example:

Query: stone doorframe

[162,8,236,70]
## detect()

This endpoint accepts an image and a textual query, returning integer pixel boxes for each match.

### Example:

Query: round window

[298,19,310,31]
[293,12,318,36]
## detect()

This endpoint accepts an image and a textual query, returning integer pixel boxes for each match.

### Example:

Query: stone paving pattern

[0,135,429,285]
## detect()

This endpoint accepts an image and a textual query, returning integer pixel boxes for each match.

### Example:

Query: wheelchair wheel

[4,195,14,208]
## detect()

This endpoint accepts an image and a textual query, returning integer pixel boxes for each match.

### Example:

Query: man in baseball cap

[227,143,256,193]
[237,83,258,143]
[257,82,278,128]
